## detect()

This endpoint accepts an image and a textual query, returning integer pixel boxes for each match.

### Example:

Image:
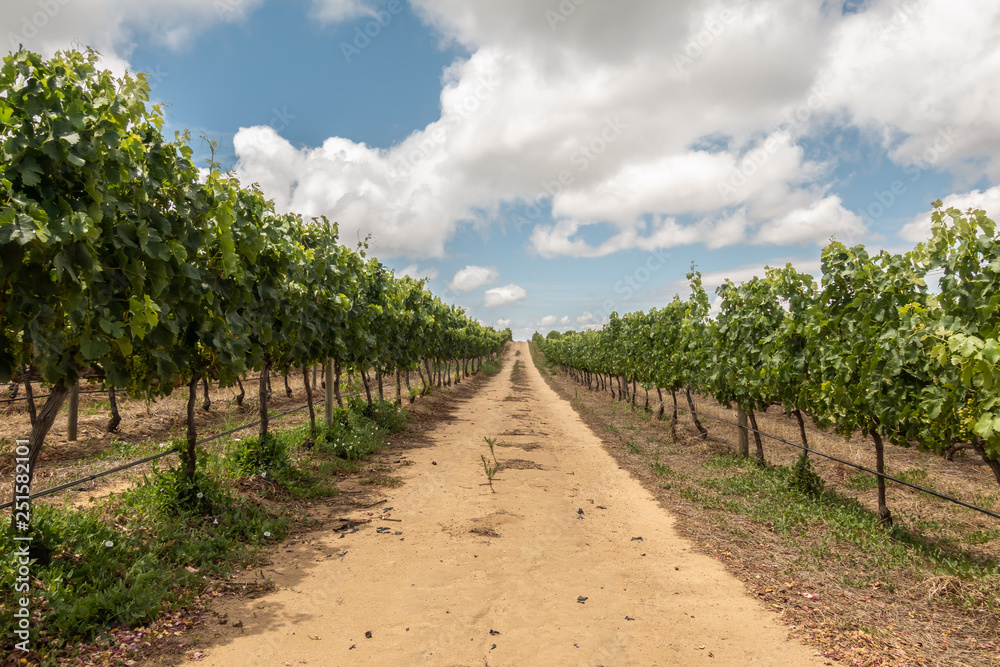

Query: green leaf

[80,334,111,360]
[973,412,1000,439]
[20,168,40,187]
[982,339,1000,364]
[116,337,133,356]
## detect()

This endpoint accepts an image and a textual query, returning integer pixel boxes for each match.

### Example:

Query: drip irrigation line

[4,366,429,401]
[1,389,108,404]
[0,360,469,510]
[577,375,1000,521]
[1,448,182,509]
[0,381,425,510]
[0,394,340,510]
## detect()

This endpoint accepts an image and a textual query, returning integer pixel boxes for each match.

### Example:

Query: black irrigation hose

[0,391,361,510]
[1,389,108,404]
[0,448,183,509]
[0,382,403,510]
[3,367,424,400]
[586,377,1000,521]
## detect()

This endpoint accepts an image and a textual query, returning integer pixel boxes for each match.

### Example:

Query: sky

[4,0,1000,340]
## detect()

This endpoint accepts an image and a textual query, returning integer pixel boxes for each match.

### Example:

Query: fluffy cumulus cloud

[0,0,268,74]
[448,265,499,293]
[310,0,380,22]
[539,315,558,327]
[899,186,1000,242]
[483,284,527,308]
[496,318,511,328]
[654,255,823,302]
[227,0,1000,259]
[817,0,1000,181]
[10,0,999,260]
[398,264,439,280]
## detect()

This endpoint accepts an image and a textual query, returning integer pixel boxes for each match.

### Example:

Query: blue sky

[5,0,1000,340]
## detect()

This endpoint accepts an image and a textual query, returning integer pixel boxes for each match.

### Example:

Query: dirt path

[175,342,824,666]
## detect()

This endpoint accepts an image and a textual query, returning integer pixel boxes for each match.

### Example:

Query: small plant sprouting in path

[481,454,499,492]
[484,436,499,464]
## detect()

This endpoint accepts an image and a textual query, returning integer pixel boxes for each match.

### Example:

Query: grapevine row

[0,49,511,523]
[540,205,1000,525]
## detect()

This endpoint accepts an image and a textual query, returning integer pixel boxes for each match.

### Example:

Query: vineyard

[0,48,510,661]
[0,47,509,504]
[536,205,1000,526]
[3,45,1000,666]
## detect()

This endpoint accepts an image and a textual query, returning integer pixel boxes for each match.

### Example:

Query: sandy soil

[171,343,824,667]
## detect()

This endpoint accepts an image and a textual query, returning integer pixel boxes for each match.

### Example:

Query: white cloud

[560,316,570,325]
[17,0,999,263]
[817,0,1000,180]
[530,194,862,258]
[496,318,511,328]
[655,255,823,301]
[231,1,850,259]
[539,315,558,327]
[0,0,267,74]
[576,311,595,324]
[229,0,1000,260]
[399,264,439,280]
[310,0,378,23]
[448,265,499,292]
[484,284,527,308]
[899,186,1000,242]
[753,196,866,246]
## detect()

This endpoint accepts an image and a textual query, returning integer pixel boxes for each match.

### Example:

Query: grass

[650,461,682,479]
[528,342,557,376]
[482,358,503,375]
[80,399,111,416]
[363,468,403,487]
[695,455,1000,582]
[0,396,410,663]
[0,464,289,661]
[844,468,879,490]
[92,438,160,462]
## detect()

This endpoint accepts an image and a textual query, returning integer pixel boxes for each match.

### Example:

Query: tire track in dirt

[172,342,823,666]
